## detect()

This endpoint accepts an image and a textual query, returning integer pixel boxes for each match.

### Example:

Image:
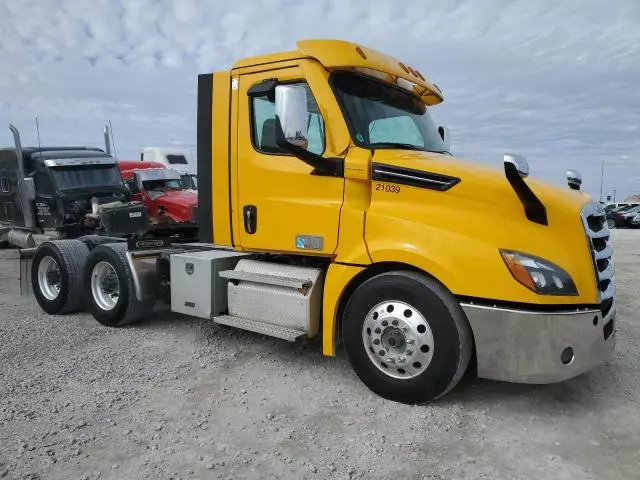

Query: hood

[152,189,198,223]
[365,149,601,304]
[371,150,590,221]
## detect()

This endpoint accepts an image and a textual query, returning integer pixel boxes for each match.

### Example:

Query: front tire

[31,240,89,314]
[83,243,155,327]
[342,271,473,404]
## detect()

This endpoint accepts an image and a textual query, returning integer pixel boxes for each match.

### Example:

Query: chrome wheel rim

[37,256,61,301]
[362,300,434,379]
[91,261,120,311]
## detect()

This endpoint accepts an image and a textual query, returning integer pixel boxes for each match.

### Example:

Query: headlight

[500,250,578,296]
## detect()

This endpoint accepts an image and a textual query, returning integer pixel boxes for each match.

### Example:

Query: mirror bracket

[274,117,343,177]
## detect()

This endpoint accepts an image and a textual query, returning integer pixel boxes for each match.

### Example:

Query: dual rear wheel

[31,240,154,326]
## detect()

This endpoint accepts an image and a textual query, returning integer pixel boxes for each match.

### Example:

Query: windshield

[622,205,640,214]
[331,71,448,153]
[50,165,123,191]
[143,179,182,191]
[180,174,197,189]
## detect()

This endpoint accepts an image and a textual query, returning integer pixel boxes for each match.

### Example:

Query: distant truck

[140,147,197,190]
[117,160,198,242]
[0,125,148,248]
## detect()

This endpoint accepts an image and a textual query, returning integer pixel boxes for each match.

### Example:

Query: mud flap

[19,247,36,296]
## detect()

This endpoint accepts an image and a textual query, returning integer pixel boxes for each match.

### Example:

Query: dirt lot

[1,231,639,480]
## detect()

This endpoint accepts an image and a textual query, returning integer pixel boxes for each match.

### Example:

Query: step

[219,270,312,290]
[213,315,306,342]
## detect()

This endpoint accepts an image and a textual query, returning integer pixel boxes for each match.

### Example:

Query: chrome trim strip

[594,244,613,260]
[373,168,450,186]
[580,201,615,304]
[44,157,117,167]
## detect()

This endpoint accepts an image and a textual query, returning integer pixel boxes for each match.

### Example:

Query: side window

[0,178,9,193]
[251,82,325,156]
[33,172,55,195]
[369,116,424,147]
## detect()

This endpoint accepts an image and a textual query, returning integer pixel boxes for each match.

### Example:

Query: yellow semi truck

[28,39,616,404]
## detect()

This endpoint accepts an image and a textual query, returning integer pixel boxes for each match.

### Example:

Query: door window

[251,83,325,156]
[33,172,55,195]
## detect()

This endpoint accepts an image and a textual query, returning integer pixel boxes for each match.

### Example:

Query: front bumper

[461,301,616,383]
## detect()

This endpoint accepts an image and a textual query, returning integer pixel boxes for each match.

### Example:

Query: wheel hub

[381,327,406,351]
[91,261,120,311]
[37,256,61,301]
[362,300,434,379]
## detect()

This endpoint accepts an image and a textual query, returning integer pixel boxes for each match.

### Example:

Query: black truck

[0,124,148,248]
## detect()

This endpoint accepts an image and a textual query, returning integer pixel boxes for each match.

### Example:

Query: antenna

[35,117,42,149]
[108,119,117,157]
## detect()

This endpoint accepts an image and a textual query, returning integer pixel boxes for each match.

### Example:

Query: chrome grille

[580,202,615,303]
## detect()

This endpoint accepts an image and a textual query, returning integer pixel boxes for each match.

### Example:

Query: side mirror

[275,85,309,150]
[566,169,582,190]
[22,177,36,201]
[438,126,451,153]
[126,179,139,193]
[273,84,342,177]
[504,153,529,178]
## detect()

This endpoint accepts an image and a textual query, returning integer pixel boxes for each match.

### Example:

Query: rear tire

[31,240,89,314]
[83,243,155,327]
[342,271,473,404]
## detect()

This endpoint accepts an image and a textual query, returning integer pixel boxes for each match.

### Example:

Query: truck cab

[140,147,197,190]
[117,161,198,241]
[28,40,616,404]
[1,129,148,248]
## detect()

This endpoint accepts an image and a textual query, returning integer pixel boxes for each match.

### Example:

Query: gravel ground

[1,230,639,480]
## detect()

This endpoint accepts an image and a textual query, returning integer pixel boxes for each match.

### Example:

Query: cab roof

[231,39,443,105]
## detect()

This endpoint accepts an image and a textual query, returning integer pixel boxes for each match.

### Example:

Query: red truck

[117,160,198,242]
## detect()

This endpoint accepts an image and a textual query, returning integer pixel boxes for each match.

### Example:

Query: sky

[1,0,639,200]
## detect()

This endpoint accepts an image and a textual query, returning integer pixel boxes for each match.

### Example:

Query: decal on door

[295,234,323,251]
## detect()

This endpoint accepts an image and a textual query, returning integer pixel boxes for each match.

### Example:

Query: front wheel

[83,243,155,327]
[342,271,473,404]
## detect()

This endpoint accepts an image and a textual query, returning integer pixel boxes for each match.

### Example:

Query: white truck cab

[141,147,197,190]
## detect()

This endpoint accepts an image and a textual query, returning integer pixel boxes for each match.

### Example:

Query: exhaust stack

[104,125,112,155]
[9,124,36,229]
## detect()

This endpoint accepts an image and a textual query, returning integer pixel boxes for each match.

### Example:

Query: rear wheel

[84,243,155,327]
[31,240,89,314]
[342,271,473,404]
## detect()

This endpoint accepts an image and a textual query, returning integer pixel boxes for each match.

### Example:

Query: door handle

[243,205,257,234]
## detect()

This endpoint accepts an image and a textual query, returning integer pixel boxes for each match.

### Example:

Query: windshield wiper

[370,142,425,151]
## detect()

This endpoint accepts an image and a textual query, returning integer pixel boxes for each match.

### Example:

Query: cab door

[234,68,344,255]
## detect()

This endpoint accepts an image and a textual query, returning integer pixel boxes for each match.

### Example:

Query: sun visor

[297,39,444,105]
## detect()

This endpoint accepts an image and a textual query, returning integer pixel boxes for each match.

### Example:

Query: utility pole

[599,160,604,202]
[613,189,616,202]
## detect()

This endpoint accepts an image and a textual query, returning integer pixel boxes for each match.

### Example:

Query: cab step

[213,315,305,342]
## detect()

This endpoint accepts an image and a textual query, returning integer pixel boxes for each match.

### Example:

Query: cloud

[0,0,639,198]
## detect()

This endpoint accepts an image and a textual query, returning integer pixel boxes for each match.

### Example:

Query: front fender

[365,210,597,305]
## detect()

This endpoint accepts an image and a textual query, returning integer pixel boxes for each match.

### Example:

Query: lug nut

[398,356,406,364]
[406,350,413,356]
[386,358,395,364]
[402,327,409,332]
[407,339,415,345]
